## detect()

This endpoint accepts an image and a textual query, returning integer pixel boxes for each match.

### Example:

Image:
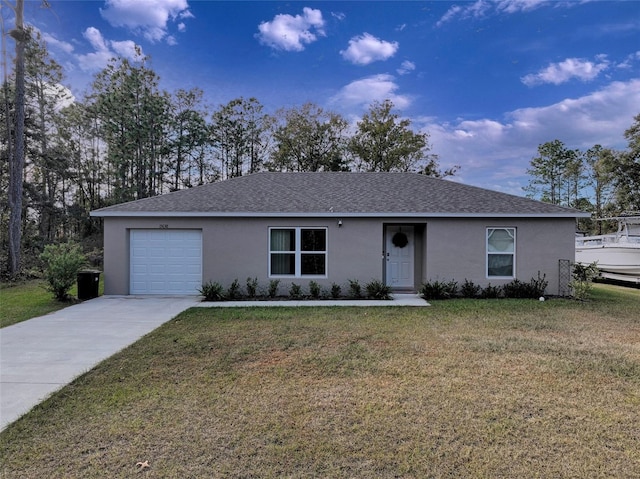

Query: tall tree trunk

[8,0,25,276]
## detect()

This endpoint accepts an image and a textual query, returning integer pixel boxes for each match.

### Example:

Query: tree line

[525,116,640,233]
[1,29,452,278]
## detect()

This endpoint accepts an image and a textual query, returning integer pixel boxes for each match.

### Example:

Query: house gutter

[91,211,591,219]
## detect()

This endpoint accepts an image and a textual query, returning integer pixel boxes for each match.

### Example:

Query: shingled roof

[91,172,588,218]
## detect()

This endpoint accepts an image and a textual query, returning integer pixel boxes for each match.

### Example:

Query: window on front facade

[487,228,515,277]
[270,228,327,277]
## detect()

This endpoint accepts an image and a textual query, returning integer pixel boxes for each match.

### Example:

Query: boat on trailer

[575,216,640,284]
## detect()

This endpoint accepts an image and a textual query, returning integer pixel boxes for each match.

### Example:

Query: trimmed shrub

[289,282,302,299]
[460,279,481,298]
[40,242,87,301]
[309,281,321,299]
[420,279,458,300]
[227,278,241,300]
[348,279,362,299]
[365,280,392,300]
[246,277,259,299]
[330,282,342,299]
[503,273,548,299]
[481,283,502,299]
[268,279,280,298]
[199,281,225,301]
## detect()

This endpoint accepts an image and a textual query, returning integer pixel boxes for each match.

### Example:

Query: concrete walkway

[0,296,200,431]
[1,293,428,431]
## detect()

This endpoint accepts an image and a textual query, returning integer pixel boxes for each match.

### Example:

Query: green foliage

[268,279,280,298]
[269,102,349,172]
[348,279,362,299]
[39,243,87,301]
[308,281,321,299]
[365,280,392,300]
[420,279,458,300]
[460,279,481,298]
[289,283,302,299]
[246,277,259,299]
[227,278,241,300]
[503,273,548,299]
[199,281,225,301]
[331,282,342,299]
[480,283,502,299]
[570,262,600,300]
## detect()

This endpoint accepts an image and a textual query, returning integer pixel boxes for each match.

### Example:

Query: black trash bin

[77,270,101,300]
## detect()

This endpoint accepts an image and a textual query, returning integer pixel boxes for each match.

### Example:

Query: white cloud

[76,27,143,71]
[438,0,548,26]
[420,79,640,193]
[340,33,399,65]
[331,12,346,21]
[256,7,325,52]
[100,0,191,44]
[521,57,610,86]
[397,60,416,75]
[331,74,411,110]
[42,32,74,54]
[110,39,139,59]
[617,51,640,69]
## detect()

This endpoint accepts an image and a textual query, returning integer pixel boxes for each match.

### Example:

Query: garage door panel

[130,229,202,295]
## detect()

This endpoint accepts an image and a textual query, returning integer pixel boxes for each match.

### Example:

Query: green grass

[0,278,103,328]
[1,284,639,478]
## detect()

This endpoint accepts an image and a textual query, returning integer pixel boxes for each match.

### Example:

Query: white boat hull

[575,244,640,276]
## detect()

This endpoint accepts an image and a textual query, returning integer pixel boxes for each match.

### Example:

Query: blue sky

[10,0,640,194]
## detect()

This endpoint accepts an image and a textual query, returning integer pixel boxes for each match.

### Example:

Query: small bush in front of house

[308,281,321,299]
[268,279,280,298]
[246,277,259,299]
[199,281,225,301]
[331,282,342,299]
[289,283,303,299]
[40,242,87,301]
[481,283,502,299]
[570,261,599,300]
[528,272,548,298]
[365,280,392,300]
[227,279,241,300]
[503,273,548,299]
[502,279,530,298]
[460,279,481,298]
[348,279,363,299]
[420,279,458,300]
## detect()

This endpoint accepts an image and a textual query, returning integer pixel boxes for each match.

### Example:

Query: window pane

[488,254,513,276]
[271,229,295,251]
[488,228,514,252]
[301,254,326,275]
[301,229,326,252]
[271,253,295,275]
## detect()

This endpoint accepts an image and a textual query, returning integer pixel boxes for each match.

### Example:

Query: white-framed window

[487,227,515,278]
[269,227,327,277]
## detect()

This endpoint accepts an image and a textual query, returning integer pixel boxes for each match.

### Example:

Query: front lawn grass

[0,280,78,328]
[1,284,639,478]
[0,278,103,328]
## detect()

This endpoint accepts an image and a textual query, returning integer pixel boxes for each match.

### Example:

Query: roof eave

[91,211,591,219]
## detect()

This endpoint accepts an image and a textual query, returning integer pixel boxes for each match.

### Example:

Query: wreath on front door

[392,231,409,248]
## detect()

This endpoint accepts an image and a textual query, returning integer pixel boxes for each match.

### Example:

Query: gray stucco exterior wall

[101,215,575,296]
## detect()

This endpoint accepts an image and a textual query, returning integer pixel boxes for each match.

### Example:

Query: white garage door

[130,229,202,295]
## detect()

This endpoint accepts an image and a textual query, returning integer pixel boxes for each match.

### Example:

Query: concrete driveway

[0,296,199,431]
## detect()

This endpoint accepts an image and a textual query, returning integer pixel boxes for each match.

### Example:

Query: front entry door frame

[385,225,415,290]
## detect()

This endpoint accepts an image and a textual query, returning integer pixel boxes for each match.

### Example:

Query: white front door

[385,225,414,289]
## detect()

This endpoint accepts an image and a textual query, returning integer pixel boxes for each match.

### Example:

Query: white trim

[268,227,328,279]
[92,211,590,219]
[486,227,516,279]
